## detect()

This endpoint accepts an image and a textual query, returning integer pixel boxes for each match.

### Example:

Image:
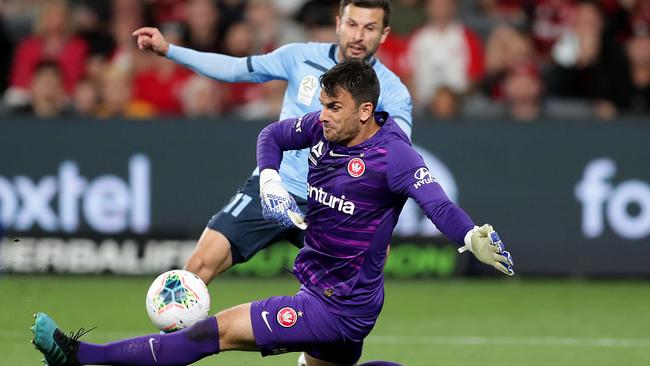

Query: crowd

[0,0,648,121]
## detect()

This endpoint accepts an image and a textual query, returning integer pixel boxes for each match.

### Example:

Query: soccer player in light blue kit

[131,0,412,286]
[31,59,514,366]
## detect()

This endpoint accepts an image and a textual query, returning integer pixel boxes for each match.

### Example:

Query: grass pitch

[2,275,649,366]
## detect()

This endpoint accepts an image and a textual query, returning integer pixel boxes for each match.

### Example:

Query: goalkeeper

[131,0,412,285]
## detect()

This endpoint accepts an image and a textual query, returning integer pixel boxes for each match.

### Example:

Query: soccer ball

[145,270,211,332]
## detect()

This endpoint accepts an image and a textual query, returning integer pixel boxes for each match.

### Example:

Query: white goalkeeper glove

[259,169,308,230]
[459,224,514,276]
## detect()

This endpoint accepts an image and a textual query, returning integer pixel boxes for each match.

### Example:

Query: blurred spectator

[630,0,650,36]
[245,0,304,53]
[10,61,70,118]
[217,0,247,44]
[73,0,113,58]
[84,54,109,89]
[295,0,337,42]
[464,62,544,120]
[6,0,88,106]
[72,78,99,117]
[223,20,254,57]
[429,86,460,119]
[110,0,145,73]
[530,0,575,59]
[183,0,221,53]
[621,33,650,113]
[180,75,225,118]
[96,65,154,118]
[483,24,536,99]
[407,0,485,110]
[503,62,543,120]
[132,23,192,116]
[547,1,629,119]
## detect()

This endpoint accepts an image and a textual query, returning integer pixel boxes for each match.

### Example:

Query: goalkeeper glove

[459,224,514,276]
[259,169,308,230]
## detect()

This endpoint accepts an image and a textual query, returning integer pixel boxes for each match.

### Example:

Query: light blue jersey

[167,42,412,198]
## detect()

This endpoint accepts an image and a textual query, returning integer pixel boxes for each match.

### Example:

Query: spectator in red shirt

[7,0,88,106]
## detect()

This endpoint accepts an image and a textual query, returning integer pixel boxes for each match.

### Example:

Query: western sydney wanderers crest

[347,158,365,177]
[277,307,298,327]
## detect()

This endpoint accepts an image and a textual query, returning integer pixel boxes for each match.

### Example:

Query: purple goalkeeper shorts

[250,288,377,364]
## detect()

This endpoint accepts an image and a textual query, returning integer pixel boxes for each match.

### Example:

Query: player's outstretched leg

[31,312,221,366]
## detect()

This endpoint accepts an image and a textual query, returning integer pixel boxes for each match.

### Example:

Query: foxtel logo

[0,155,150,234]
[307,184,355,215]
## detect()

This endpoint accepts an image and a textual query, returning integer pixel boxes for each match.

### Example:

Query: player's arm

[132,27,298,83]
[256,113,321,229]
[387,143,514,275]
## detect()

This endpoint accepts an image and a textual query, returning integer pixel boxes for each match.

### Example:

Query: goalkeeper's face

[336,4,390,61]
[319,88,373,146]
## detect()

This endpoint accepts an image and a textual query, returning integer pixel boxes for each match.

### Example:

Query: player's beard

[341,38,380,61]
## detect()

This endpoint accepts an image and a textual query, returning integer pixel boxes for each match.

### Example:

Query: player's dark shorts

[250,288,377,364]
[207,175,307,264]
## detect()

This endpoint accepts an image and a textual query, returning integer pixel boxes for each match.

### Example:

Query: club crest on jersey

[277,307,298,328]
[413,167,436,189]
[347,158,365,177]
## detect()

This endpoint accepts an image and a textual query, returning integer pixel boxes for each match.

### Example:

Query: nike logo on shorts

[261,311,273,332]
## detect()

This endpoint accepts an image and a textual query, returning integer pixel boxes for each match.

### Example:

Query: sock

[358,362,403,366]
[77,316,219,366]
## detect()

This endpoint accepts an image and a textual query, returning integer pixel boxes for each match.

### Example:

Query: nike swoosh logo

[148,337,158,362]
[261,311,273,332]
[329,150,350,158]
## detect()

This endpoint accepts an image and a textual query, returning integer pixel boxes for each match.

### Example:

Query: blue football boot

[31,312,93,366]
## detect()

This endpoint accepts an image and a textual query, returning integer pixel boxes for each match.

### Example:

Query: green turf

[2,275,649,365]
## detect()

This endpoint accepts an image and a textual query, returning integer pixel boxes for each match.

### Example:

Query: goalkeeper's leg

[32,304,255,366]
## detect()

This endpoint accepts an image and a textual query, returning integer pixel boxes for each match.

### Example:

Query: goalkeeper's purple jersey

[257,111,474,318]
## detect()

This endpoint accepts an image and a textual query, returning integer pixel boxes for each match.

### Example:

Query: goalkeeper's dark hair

[320,58,380,112]
[339,0,392,28]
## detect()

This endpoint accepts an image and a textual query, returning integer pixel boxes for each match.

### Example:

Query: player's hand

[259,169,308,230]
[132,27,169,57]
[459,224,514,276]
